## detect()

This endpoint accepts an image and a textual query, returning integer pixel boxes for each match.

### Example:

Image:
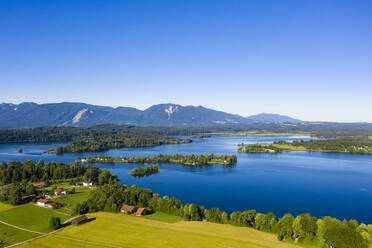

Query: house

[33,182,45,188]
[22,194,36,203]
[136,208,145,216]
[37,199,56,208]
[54,188,66,197]
[72,215,88,225]
[83,181,93,187]
[120,205,135,213]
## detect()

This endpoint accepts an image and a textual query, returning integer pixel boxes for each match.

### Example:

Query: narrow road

[0,220,45,235]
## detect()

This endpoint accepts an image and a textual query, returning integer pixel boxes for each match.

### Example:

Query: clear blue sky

[1,0,371,122]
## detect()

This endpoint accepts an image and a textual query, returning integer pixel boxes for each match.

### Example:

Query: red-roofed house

[136,208,145,216]
[54,188,66,197]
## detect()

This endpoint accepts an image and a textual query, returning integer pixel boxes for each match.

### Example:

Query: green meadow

[17,212,305,248]
[0,204,69,234]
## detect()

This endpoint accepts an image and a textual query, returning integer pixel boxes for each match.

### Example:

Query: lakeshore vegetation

[238,138,372,154]
[77,154,238,166]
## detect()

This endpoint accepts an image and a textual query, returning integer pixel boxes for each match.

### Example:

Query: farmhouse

[120,205,135,213]
[37,199,56,209]
[83,181,93,187]
[54,188,66,197]
[136,208,145,216]
[72,215,88,225]
[33,182,45,188]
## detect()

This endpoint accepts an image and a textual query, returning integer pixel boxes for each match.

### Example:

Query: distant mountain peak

[246,113,301,123]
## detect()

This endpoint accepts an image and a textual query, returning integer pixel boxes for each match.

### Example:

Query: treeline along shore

[238,138,372,154]
[76,154,238,166]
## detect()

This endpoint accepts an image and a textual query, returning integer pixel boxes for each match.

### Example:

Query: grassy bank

[17,212,305,248]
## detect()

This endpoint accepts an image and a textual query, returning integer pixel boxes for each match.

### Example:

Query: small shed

[136,208,145,216]
[120,205,135,213]
[72,215,88,225]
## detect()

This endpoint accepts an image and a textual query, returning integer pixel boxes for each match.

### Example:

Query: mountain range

[0,102,302,129]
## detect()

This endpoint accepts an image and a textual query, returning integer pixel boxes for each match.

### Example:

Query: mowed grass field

[0,222,39,247]
[17,212,305,248]
[0,202,15,211]
[0,204,70,233]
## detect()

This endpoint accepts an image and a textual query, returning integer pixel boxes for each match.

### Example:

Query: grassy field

[0,204,70,233]
[0,222,39,247]
[17,212,306,248]
[143,212,183,223]
[52,187,91,215]
[0,202,15,212]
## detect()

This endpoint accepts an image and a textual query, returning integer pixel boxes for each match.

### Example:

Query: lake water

[1,135,372,224]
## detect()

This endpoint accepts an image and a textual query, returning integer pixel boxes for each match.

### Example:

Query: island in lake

[77,154,237,166]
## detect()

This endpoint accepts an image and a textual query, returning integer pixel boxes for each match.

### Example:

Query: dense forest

[0,160,117,205]
[127,165,159,177]
[238,138,372,154]
[75,184,372,248]
[1,122,372,144]
[77,154,237,166]
[48,134,192,154]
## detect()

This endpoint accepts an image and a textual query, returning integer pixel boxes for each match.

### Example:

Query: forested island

[47,134,192,154]
[127,165,159,177]
[238,138,372,154]
[76,153,238,166]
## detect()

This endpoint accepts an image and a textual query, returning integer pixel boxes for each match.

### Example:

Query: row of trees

[127,165,159,178]
[50,134,192,154]
[74,184,372,248]
[78,153,238,166]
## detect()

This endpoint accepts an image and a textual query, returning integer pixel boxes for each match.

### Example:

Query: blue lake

[1,135,372,224]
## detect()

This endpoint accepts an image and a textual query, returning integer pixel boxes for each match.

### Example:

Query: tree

[49,217,61,230]
[98,169,111,185]
[189,204,202,221]
[277,214,294,241]
[293,214,317,242]
[324,223,368,248]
